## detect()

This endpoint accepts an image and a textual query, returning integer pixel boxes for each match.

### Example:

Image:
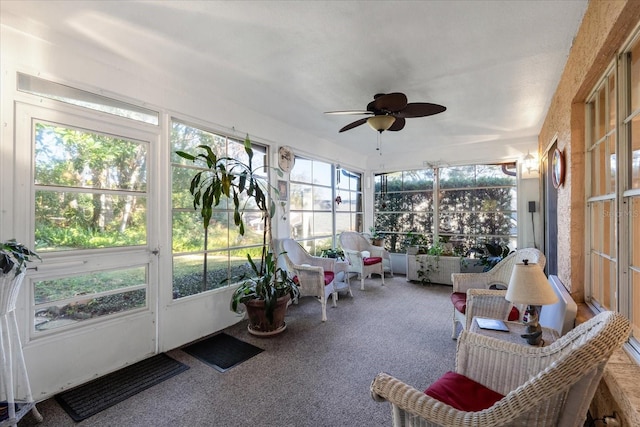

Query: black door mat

[182,332,263,372]
[55,353,189,422]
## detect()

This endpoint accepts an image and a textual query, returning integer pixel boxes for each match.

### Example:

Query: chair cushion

[292,272,335,287]
[363,257,382,266]
[323,271,335,286]
[425,371,504,412]
[450,292,520,321]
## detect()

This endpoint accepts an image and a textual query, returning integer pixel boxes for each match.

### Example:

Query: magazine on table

[475,317,509,332]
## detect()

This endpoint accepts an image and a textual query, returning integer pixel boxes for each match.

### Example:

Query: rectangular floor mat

[55,353,189,422]
[182,332,263,372]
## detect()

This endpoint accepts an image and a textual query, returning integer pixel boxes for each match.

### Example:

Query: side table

[470,317,559,347]
[332,260,352,300]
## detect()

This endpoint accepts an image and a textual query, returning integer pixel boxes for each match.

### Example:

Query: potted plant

[176,136,299,336]
[1,239,41,277]
[404,232,428,255]
[369,226,384,247]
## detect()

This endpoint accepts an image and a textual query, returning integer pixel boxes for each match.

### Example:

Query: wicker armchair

[339,231,386,290]
[450,248,545,338]
[280,238,342,322]
[371,311,631,427]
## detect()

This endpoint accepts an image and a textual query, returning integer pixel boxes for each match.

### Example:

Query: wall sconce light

[522,150,539,179]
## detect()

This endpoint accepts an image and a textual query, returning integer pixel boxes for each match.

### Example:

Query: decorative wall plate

[278,146,294,172]
[552,148,565,189]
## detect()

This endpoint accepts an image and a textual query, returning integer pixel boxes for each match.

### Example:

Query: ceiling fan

[325,92,446,133]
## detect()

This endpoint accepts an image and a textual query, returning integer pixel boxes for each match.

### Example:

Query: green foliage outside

[375,165,517,254]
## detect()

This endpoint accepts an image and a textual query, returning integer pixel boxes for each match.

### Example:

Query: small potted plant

[1,239,41,277]
[369,226,384,247]
[176,136,299,336]
[404,232,428,255]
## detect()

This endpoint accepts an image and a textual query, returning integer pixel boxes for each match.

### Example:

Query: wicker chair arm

[451,272,492,293]
[464,289,513,329]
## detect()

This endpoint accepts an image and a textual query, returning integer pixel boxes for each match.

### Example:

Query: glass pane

[609,73,616,130]
[313,187,333,210]
[35,190,147,251]
[609,135,617,194]
[311,160,332,185]
[35,267,146,304]
[591,202,602,253]
[34,267,147,330]
[602,257,616,309]
[311,212,332,236]
[603,200,614,256]
[597,85,606,140]
[289,183,310,210]
[290,157,312,183]
[172,210,206,252]
[588,102,596,149]
[591,252,602,303]
[336,168,361,191]
[632,270,640,339]
[171,122,227,165]
[19,73,158,125]
[35,123,148,191]
[632,198,640,267]
[631,41,640,112]
[632,116,640,189]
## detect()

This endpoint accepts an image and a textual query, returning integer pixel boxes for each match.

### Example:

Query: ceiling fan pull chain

[377,132,382,155]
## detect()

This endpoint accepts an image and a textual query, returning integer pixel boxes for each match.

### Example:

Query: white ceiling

[1,0,588,167]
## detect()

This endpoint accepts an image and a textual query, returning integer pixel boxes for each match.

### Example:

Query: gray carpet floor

[19,276,457,427]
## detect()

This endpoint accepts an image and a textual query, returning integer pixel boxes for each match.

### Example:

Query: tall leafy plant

[175,135,298,322]
[1,239,41,277]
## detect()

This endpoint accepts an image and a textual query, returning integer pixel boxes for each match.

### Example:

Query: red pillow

[363,256,382,265]
[425,371,504,412]
[323,271,335,286]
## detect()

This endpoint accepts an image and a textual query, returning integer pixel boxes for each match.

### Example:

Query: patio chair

[339,231,386,290]
[450,248,545,338]
[371,311,631,427]
[280,238,341,322]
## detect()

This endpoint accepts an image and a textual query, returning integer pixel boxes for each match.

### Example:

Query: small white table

[470,317,559,347]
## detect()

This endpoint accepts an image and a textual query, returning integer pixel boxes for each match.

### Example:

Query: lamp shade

[367,115,395,132]
[505,262,558,306]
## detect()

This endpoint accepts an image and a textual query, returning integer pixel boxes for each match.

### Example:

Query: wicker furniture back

[371,311,631,427]
[280,238,338,322]
[339,232,386,290]
[450,248,546,338]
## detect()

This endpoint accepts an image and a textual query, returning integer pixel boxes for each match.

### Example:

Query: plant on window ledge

[176,135,299,336]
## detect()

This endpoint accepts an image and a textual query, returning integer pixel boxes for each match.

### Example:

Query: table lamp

[505,260,558,345]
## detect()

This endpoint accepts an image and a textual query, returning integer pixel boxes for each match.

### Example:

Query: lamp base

[520,323,543,345]
[520,305,543,345]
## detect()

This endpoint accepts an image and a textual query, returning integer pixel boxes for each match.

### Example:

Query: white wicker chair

[371,311,631,427]
[450,248,546,338]
[280,238,342,322]
[339,231,386,290]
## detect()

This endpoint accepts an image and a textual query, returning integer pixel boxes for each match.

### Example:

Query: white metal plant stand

[0,272,42,426]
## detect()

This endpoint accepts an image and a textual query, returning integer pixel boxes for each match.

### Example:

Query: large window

[375,164,517,254]
[586,31,640,354]
[289,157,362,255]
[171,121,267,299]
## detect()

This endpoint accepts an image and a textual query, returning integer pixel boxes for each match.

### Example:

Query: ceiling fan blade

[397,103,447,118]
[339,117,368,133]
[372,92,408,112]
[388,117,406,131]
[324,110,372,115]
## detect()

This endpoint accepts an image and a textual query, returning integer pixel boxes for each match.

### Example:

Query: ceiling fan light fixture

[367,115,395,132]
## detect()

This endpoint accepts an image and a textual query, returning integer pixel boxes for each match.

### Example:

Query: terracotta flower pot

[244,294,291,337]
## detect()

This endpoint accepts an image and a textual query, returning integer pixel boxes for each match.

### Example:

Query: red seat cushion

[450,292,520,321]
[323,271,335,286]
[292,272,335,287]
[425,371,504,412]
[363,256,382,265]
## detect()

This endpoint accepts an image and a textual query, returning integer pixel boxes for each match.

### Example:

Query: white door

[13,102,160,398]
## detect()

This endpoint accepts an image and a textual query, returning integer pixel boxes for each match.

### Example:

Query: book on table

[475,317,509,332]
